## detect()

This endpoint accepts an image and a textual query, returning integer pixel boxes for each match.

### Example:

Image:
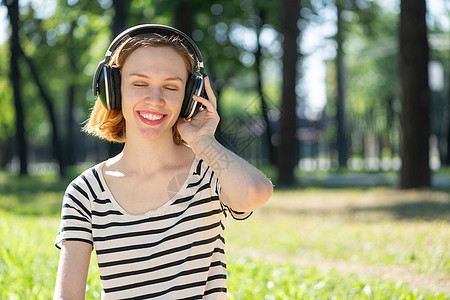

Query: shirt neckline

[96,155,200,217]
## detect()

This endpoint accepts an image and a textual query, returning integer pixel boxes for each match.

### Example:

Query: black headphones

[92,24,206,120]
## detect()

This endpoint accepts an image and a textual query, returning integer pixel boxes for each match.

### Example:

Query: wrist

[190,136,229,168]
[189,135,217,157]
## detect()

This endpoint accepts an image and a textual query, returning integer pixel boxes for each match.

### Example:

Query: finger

[193,94,215,112]
[203,77,217,109]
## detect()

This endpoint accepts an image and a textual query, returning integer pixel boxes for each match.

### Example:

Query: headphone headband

[93,24,204,96]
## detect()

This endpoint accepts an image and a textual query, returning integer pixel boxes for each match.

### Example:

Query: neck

[112,131,189,176]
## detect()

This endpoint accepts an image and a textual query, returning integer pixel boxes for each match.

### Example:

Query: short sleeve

[55,174,94,250]
[211,170,252,221]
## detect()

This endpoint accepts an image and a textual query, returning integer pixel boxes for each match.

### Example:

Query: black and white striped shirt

[55,156,250,299]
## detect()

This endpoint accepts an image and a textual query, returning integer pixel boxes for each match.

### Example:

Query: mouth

[137,110,167,125]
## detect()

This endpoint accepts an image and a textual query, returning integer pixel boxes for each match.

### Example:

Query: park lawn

[0,173,449,299]
[225,188,450,275]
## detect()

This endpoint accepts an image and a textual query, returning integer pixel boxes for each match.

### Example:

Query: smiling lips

[137,111,167,125]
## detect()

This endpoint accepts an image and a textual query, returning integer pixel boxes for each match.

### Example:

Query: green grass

[0,211,101,299]
[0,173,70,216]
[227,257,447,300]
[226,206,449,274]
[0,172,449,299]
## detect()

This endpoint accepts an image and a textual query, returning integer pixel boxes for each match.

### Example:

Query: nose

[144,86,164,106]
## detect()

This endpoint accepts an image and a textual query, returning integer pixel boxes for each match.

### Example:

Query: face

[120,46,188,142]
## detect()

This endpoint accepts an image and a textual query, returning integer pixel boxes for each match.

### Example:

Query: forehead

[122,46,188,79]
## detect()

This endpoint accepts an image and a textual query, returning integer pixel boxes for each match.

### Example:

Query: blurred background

[0,0,449,187]
[1,1,450,298]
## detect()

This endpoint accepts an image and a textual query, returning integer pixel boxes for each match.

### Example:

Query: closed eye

[133,82,147,87]
[164,86,179,91]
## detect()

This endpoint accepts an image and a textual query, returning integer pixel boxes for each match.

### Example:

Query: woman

[54,25,273,299]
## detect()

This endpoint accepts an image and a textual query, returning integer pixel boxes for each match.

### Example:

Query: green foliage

[345,8,400,137]
[0,43,14,140]
[1,0,449,171]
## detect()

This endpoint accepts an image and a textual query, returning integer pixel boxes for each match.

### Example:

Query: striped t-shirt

[55,156,251,299]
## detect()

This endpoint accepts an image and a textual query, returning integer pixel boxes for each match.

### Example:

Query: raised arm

[177,77,273,212]
[194,136,273,212]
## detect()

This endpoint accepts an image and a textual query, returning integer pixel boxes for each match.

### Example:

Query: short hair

[84,33,195,144]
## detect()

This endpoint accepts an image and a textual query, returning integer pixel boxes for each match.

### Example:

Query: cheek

[122,85,142,103]
[165,91,185,111]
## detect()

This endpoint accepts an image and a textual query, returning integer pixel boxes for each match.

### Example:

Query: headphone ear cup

[97,65,121,111]
[180,73,204,119]
[110,65,122,110]
[97,65,110,110]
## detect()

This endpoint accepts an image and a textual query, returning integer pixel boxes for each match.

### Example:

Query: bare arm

[54,241,92,300]
[193,136,273,212]
[177,77,273,212]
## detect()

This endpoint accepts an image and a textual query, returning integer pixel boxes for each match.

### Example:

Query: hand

[177,77,220,151]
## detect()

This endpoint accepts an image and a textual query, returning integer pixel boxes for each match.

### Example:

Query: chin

[138,127,173,142]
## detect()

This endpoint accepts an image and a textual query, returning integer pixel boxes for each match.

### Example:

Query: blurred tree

[427,25,450,166]
[18,44,66,176]
[335,0,348,168]
[0,43,14,168]
[447,75,450,165]
[447,89,450,166]
[47,0,110,166]
[174,0,193,35]
[399,0,430,188]
[277,0,300,186]
[329,0,379,168]
[65,20,77,166]
[4,0,27,175]
[113,0,129,34]
[345,6,399,162]
[254,8,275,165]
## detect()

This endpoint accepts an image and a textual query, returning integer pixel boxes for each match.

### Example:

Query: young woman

[54,25,273,299]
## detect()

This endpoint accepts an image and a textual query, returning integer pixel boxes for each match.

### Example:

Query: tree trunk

[66,84,76,166]
[446,70,450,166]
[336,1,348,169]
[277,0,300,186]
[175,0,194,35]
[112,0,129,35]
[399,0,431,188]
[255,9,275,166]
[18,46,66,177]
[66,22,77,167]
[6,0,28,175]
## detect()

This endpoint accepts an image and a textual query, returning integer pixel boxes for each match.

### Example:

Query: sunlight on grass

[227,213,449,274]
[0,211,101,299]
[0,211,59,298]
[225,188,450,275]
[0,173,449,298]
[227,256,448,299]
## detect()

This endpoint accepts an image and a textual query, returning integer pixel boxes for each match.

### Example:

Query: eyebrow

[128,73,183,82]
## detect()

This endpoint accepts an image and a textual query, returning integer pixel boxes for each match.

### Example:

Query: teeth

[140,112,164,121]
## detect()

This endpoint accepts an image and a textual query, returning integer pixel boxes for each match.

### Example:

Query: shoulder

[65,162,106,200]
